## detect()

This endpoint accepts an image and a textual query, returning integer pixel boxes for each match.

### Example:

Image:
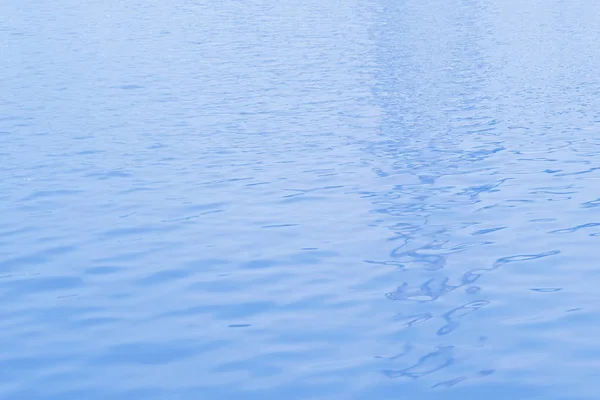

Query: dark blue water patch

[0,246,78,272]
[75,150,105,155]
[117,186,155,194]
[492,250,561,268]
[386,277,469,303]
[84,266,126,275]
[261,224,300,229]
[0,276,84,297]
[466,286,481,295]
[180,202,228,212]
[549,223,600,234]
[0,355,73,380]
[436,300,490,336]
[85,170,132,180]
[135,268,194,286]
[92,341,200,366]
[92,250,167,264]
[471,226,506,236]
[581,198,600,208]
[383,346,456,379]
[98,225,178,238]
[0,227,37,238]
[0,306,114,333]
[116,84,145,90]
[392,312,434,329]
[20,190,84,201]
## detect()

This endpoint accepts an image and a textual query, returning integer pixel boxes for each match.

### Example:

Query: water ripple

[2,0,600,398]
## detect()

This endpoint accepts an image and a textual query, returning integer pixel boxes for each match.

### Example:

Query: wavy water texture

[1,0,600,399]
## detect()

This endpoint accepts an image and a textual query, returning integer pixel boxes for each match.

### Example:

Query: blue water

[2,0,600,398]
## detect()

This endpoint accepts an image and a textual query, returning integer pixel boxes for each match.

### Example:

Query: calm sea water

[2,0,600,399]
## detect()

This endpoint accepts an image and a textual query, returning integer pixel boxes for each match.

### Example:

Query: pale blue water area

[1,0,600,398]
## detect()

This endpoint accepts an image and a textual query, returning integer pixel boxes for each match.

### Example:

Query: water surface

[2,0,600,399]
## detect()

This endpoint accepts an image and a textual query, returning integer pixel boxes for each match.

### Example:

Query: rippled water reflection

[2,0,600,398]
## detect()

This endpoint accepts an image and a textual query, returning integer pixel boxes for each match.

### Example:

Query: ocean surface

[2,0,600,399]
